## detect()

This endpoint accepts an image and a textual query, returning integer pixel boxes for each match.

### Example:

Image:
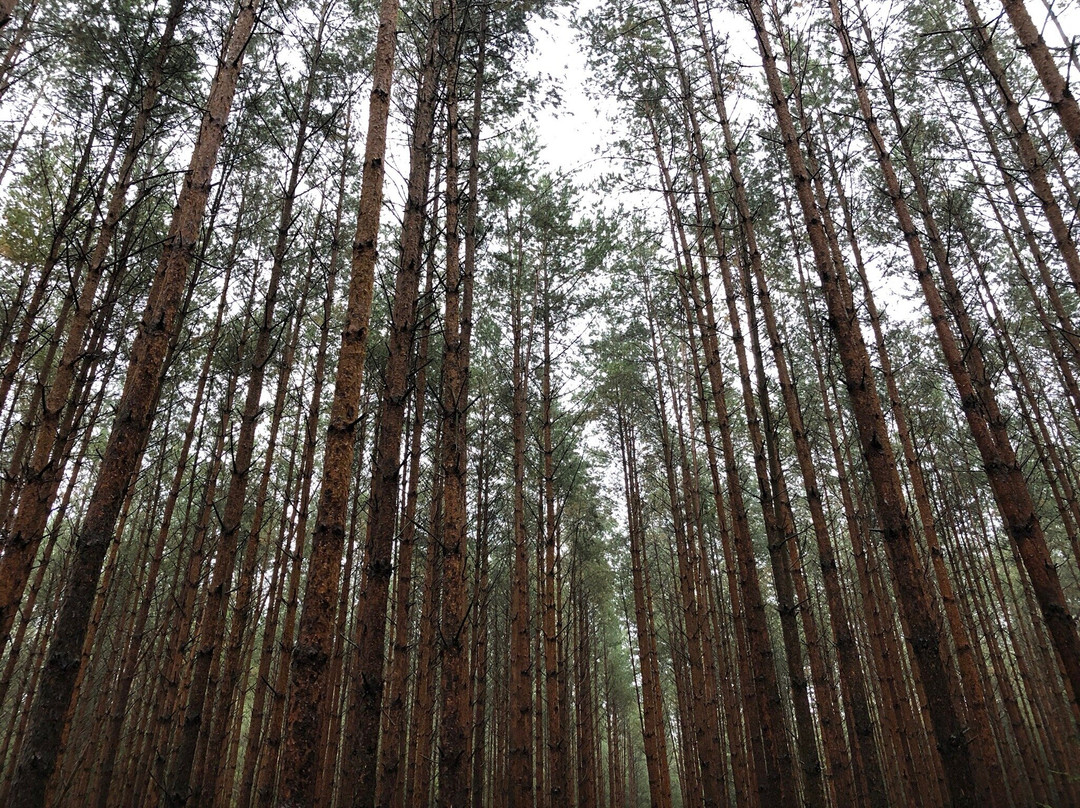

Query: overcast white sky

[521,5,614,184]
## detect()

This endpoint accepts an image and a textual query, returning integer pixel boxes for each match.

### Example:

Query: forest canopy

[0,0,1078,806]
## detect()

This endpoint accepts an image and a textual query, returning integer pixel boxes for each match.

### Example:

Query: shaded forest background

[0,0,1079,805]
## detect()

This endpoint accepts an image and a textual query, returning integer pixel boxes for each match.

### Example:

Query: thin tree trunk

[744,0,978,802]
[277,0,401,796]
[508,190,540,808]
[958,0,1080,293]
[335,7,444,805]
[7,5,258,804]
[616,409,673,808]
[0,84,109,417]
[470,391,492,808]
[834,0,1080,730]
[91,225,233,808]
[997,0,1080,159]
[696,13,881,801]
[378,252,436,808]
[437,4,474,799]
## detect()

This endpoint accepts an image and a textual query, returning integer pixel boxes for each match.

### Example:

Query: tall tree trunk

[91,215,233,808]
[616,408,673,808]
[168,21,328,806]
[201,8,331,796]
[540,295,568,808]
[335,9,444,806]
[833,0,1080,728]
[695,12,881,802]
[0,84,109,417]
[463,20,487,804]
[958,0,1080,293]
[743,0,978,803]
[574,589,598,808]
[470,391,492,808]
[997,0,1080,159]
[276,0,401,797]
[407,468,445,808]
[7,4,258,805]
[437,4,474,800]
[0,0,185,652]
[378,255,436,808]
[508,260,536,808]
[646,112,792,806]
[256,276,343,807]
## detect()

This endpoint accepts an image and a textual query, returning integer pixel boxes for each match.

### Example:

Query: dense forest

[0,0,1078,805]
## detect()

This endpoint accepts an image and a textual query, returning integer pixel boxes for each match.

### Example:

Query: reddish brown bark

[0,91,117,645]
[507,188,539,808]
[616,408,673,808]
[275,0,401,798]
[437,6,473,799]
[997,0,1080,159]
[960,0,1080,293]
[744,0,978,803]
[7,5,258,805]
[834,0,1080,736]
[0,1,186,655]
[378,260,436,808]
[335,8,444,804]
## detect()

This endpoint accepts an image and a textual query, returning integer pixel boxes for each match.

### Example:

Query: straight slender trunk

[696,13,880,800]
[574,589,598,808]
[0,85,109,417]
[508,309,534,808]
[743,0,977,803]
[335,8,445,805]
[91,223,233,808]
[470,391,493,808]
[646,114,791,806]
[437,5,474,799]
[277,0,401,798]
[7,6,258,805]
[378,262,436,808]
[832,0,1080,728]
[958,0,1080,293]
[616,409,673,808]
[234,398,301,808]
[540,307,568,808]
[997,0,1080,159]
[256,295,338,806]
[212,292,308,804]
[463,20,487,804]
[0,0,185,654]
[169,29,326,807]
[408,473,445,808]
